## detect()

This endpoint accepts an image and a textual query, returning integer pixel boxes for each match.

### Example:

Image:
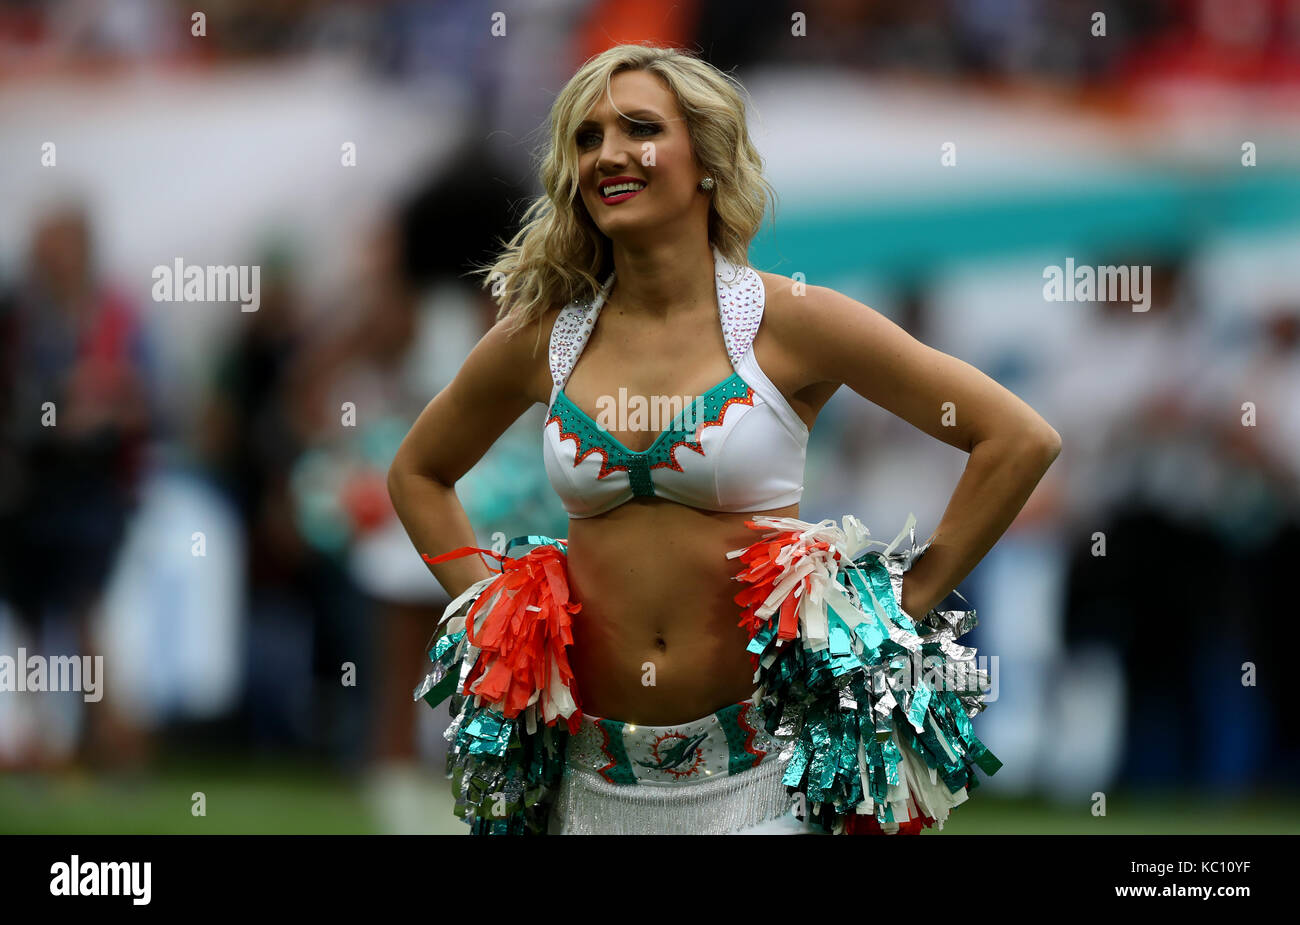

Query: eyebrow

[576,109,665,128]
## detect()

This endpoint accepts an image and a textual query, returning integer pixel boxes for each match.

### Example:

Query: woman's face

[574,69,704,240]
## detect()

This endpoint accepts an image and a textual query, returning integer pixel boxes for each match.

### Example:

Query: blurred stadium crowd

[6,0,1300,86]
[1,0,1298,832]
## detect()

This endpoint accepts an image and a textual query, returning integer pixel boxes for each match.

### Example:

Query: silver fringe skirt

[546,695,817,835]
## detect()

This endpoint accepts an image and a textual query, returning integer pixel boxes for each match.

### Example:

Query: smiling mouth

[599,180,647,204]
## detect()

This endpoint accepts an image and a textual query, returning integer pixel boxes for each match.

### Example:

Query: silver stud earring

[698,177,715,192]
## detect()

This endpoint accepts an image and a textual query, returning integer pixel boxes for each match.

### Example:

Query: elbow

[975,423,1061,463]
[1024,425,1062,467]
[387,454,413,503]
[387,454,449,501]
[386,461,404,505]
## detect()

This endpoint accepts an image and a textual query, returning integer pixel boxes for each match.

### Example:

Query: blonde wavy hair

[472,42,777,350]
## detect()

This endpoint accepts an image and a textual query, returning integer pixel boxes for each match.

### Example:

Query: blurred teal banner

[754,168,1300,278]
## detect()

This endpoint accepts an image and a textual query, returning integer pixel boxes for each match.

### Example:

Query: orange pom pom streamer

[423,543,583,734]
[730,525,841,669]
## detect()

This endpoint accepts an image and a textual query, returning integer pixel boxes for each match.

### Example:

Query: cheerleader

[388,43,1060,834]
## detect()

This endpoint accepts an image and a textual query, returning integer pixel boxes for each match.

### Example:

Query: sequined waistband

[564,697,789,786]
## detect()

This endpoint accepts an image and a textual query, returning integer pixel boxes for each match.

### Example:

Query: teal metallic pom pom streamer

[735,514,1002,834]
[414,534,574,835]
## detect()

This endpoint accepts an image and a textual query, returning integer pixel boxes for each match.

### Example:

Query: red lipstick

[598,175,647,204]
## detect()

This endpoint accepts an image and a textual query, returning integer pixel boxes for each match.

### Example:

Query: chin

[595,216,651,238]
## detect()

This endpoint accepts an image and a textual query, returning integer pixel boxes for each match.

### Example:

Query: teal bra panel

[545,372,755,497]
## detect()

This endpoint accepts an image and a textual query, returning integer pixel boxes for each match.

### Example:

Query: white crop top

[541,247,809,518]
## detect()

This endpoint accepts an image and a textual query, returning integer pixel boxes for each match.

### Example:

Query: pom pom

[728,513,1002,835]
[422,537,582,733]
[415,535,580,834]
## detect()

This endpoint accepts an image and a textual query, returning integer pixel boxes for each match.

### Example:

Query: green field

[2,754,1296,834]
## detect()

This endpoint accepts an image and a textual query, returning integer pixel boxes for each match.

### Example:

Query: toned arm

[387,312,548,602]
[772,282,1062,619]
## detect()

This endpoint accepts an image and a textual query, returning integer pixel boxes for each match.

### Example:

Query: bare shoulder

[753,270,863,393]
[756,270,875,332]
[755,271,900,387]
[469,303,563,408]
[753,270,804,351]
[757,271,1060,453]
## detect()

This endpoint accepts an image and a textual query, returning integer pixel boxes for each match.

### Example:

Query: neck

[606,237,716,320]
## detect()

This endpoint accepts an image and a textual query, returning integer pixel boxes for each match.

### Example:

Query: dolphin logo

[637,732,709,771]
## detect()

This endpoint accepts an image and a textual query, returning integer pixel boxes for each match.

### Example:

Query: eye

[576,120,660,149]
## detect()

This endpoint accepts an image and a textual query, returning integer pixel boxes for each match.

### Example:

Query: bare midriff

[564,495,800,726]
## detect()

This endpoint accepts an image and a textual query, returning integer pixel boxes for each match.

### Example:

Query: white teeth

[601,181,645,196]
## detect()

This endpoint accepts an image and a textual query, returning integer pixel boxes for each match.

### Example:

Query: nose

[595,131,630,175]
